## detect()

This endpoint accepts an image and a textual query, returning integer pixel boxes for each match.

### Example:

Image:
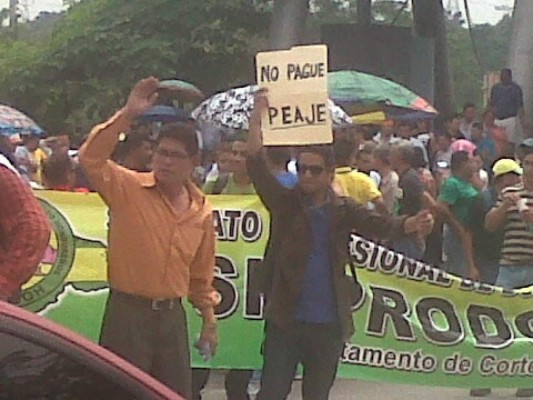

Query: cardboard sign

[256,45,332,145]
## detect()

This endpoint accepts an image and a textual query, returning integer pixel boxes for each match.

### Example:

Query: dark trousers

[100,290,192,399]
[192,368,252,400]
[256,321,343,400]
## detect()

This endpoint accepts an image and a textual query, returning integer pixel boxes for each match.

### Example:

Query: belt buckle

[151,298,174,311]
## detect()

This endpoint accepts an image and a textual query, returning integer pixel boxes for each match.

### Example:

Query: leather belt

[111,290,181,311]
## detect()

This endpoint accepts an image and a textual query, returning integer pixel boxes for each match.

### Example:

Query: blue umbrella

[136,105,192,124]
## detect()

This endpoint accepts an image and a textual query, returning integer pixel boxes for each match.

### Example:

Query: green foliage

[372,0,411,26]
[0,0,269,137]
[447,15,512,109]
[0,0,512,136]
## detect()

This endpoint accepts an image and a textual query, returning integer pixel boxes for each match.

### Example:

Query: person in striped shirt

[485,140,533,291]
[483,142,533,400]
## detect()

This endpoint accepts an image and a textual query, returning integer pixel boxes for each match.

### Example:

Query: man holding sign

[246,86,434,400]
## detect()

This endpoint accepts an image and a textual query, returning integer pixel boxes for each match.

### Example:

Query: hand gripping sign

[255,45,332,146]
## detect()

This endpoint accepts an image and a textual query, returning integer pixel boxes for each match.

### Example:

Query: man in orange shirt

[79,78,218,399]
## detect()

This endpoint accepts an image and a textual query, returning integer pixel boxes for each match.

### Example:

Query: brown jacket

[247,154,407,340]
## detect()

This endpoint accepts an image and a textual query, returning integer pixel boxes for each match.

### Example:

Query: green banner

[27,191,533,388]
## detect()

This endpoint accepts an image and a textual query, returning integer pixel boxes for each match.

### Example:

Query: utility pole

[268,0,309,50]
[508,0,533,134]
[432,0,454,117]
[9,0,18,39]
[412,0,453,117]
[357,0,372,27]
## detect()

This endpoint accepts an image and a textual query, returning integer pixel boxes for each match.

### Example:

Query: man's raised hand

[247,88,269,155]
[122,77,160,120]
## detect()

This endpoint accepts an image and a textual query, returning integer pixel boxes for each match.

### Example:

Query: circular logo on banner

[20,199,76,312]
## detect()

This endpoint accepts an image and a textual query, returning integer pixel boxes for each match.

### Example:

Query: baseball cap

[492,158,523,178]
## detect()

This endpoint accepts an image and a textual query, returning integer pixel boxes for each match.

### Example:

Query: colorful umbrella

[0,104,43,137]
[191,85,352,130]
[328,71,438,119]
[351,111,387,125]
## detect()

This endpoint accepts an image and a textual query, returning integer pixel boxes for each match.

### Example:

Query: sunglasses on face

[296,162,325,176]
[154,148,189,160]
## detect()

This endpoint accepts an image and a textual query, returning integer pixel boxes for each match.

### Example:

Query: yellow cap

[492,159,523,178]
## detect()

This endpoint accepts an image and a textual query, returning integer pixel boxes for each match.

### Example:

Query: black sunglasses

[296,163,325,176]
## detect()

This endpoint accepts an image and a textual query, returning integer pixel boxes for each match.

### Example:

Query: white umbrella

[192,85,352,131]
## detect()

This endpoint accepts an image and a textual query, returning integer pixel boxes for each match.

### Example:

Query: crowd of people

[0,68,532,399]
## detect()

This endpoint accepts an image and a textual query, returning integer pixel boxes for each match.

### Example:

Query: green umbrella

[158,79,205,103]
[328,71,437,118]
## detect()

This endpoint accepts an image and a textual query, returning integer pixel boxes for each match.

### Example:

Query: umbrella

[328,71,438,119]
[136,105,192,124]
[0,104,43,137]
[351,111,387,125]
[191,84,352,131]
[158,79,205,103]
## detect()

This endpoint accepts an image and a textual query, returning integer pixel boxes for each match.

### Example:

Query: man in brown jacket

[247,91,433,400]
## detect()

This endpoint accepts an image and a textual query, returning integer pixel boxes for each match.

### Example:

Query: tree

[447,14,512,109]
[0,0,269,136]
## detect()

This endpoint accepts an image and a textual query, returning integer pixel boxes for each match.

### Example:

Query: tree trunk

[357,0,372,27]
[508,0,533,134]
[268,0,309,50]
[9,0,18,39]
[432,0,454,118]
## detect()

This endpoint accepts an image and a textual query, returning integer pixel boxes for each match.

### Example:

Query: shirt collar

[138,172,206,210]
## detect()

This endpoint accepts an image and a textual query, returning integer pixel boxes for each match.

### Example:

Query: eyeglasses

[154,148,189,160]
[296,163,325,176]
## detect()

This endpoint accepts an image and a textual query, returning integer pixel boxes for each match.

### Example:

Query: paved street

[202,371,524,399]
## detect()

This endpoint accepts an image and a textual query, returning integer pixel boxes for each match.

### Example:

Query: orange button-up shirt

[79,111,217,310]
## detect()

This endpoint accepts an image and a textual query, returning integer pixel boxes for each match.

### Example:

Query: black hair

[463,102,476,112]
[412,147,427,169]
[266,146,293,168]
[444,113,462,123]
[397,121,414,129]
[42,153,74,187]
[520,146,533,161]
[333,139,356,167]
[501,68,512,77]
[122,131,152,156]
[472,122,483,131]
[357,141,377,157]
[0,136,17,167]
[157,122,199,157]
[436,131,453,141]
[297,145,335,170]
[450,150,469,173]
[373,144,391,165]
[392,140,415,165]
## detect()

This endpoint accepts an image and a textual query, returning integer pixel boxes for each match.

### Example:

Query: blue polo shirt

[295,205,338,323]
[276,171,298,189]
